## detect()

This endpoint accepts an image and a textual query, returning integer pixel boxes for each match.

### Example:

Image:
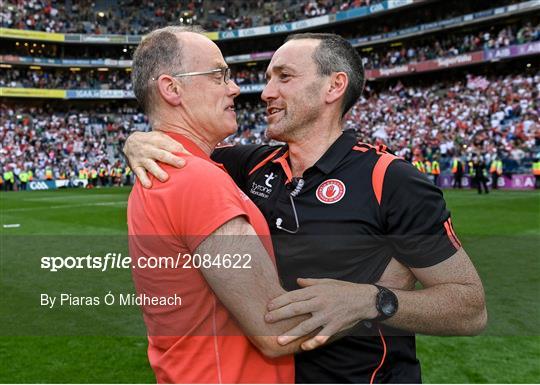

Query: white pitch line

[23,194,121,202]
[3,224,21,228]
[2,201,127,212]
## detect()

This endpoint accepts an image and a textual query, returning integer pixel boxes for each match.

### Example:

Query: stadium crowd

[224,71,540,176]
[2,0,523,34]
[0,68,133,90]
[2,71,538,190]
[230,67,266,85]
[205,0,382,31]
[0,101,270,189]
[1,0,382,34]
[0,67,267,89]
[363,22,540,69]
[209,0,525,33]
[0,103,145,189]
[4,20,537,90]
[345,72,539,170]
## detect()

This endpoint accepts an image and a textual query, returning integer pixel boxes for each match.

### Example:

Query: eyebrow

[265,64,295,79]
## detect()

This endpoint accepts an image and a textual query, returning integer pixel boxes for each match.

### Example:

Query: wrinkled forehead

[267,39,320,74]
[177,32,227,70]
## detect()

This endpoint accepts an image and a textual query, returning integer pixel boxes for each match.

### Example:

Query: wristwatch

[372,285,398,322]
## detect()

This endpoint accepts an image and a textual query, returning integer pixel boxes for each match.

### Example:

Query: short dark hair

[285,33,365,117]
[131,25,206,116]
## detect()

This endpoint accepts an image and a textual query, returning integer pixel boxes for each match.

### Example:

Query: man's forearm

[382,282,487,335]
[375,248,488,335]
[264,250,486,351]
[198,217,315,357]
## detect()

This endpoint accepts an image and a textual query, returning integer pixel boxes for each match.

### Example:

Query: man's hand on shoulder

[123,130,188,188]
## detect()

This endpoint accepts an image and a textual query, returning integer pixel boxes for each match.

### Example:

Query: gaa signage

[27,180,57,191]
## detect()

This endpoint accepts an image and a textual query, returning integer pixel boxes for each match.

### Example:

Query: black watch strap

[371,284,398,322]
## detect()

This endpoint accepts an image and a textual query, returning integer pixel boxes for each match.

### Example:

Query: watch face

[381,300,396,316]
[378,289,398,316]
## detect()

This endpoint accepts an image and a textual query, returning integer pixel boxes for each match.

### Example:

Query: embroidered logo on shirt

[316,179,346,204]
[250,174,276,199]
[264,172,276,187]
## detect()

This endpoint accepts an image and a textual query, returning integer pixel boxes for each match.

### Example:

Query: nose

[227,79,241,98]
[261,78,277,103]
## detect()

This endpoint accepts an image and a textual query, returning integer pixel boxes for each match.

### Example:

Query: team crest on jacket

[316,179,346,204]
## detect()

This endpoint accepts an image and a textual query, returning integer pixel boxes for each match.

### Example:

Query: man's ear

[156,75,183,107]
[326,72,348,106]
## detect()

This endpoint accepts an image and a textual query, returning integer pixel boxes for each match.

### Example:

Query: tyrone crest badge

[316,179,346,204]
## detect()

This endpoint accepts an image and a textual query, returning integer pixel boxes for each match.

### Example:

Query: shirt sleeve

[211,145,277,190]
[168,157,250,252]
[381,159,461,268]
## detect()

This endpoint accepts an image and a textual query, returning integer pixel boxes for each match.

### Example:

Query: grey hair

[131,25,206,116]
[285,33,365,117]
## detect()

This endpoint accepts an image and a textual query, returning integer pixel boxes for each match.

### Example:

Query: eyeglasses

[152,67,231,84]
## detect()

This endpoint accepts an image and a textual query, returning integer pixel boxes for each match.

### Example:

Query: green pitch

[1,187,539,383]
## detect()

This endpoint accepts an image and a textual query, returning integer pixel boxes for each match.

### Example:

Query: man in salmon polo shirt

[127,26,310,383]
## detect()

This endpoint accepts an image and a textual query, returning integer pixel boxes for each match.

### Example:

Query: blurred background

[0,0,538,190]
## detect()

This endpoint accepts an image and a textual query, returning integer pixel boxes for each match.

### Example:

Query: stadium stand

[3,21,537,85]
[346,72,539,171]
[361,21,540,69]
[1,0,539,190]
[0,100,272,189]
[1,0,385,33]
[0,103,142,188]
[0,67,133,89]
